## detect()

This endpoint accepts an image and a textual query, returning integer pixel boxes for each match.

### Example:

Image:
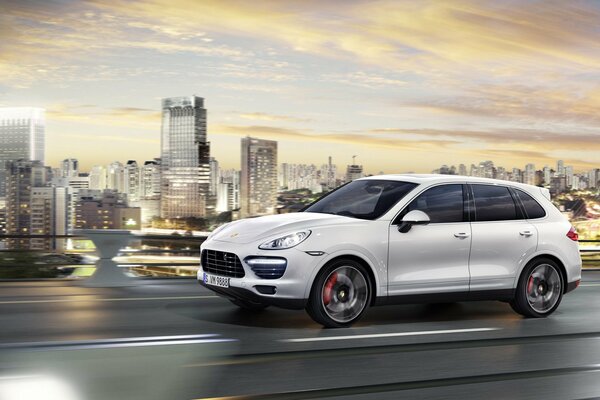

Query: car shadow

[169,298,519,330]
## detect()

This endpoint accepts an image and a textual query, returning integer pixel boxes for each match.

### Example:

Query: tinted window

[400,184,464,223]
[304,180,417,220]
[514,189,546,219]
[472,185,517,221]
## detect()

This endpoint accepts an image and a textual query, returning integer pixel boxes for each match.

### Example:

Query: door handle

[519,230,534,237]
[454,232,470,238]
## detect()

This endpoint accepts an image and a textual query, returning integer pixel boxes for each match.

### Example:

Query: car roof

[359,173,547,195]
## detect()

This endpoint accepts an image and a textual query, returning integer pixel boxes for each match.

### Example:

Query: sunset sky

[1,0,600,174]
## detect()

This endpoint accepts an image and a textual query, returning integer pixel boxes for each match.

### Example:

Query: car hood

[211,212,362,244]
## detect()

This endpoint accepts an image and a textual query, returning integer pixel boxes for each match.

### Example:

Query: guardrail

[0,233,599,283]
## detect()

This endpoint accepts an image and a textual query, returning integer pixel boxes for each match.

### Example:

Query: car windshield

[304,179,417,220]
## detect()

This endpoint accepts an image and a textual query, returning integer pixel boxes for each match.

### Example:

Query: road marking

[0,334,236,350]
[0,295,219,305]
[282,327,501,343]
[580,283,600,287]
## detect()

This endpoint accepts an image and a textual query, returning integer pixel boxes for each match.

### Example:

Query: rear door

[468,184,538,291]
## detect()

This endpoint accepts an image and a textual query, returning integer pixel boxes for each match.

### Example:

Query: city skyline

[1,1,600,173]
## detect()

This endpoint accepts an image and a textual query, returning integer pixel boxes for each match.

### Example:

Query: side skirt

[374,289,515,306]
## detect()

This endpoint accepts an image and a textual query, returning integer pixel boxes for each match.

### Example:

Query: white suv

[198,174,582,327]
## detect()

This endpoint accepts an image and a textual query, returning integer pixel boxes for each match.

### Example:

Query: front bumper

[197,238,324,309]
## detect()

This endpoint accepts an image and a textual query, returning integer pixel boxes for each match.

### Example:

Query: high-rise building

[557,160,565,177]
[524,163,536,186]
[0,107,45,197]
[160,96,212,218]
[241,136,277,217]
[345,164,364,182]
[29,186,70,251]
[565,166,574,187]
[141,159,161,199]
[588,169,600,189]
[60,158,79,178]
[106,161,125,193]
[543,166,552,185]
[218,169,240,212]
[89,165,107,190]
[124,160,140,203]
[209,157,219,196]
[458,164,467,176]
[5,160,51,249]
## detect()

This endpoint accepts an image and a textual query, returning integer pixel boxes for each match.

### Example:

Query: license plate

[203,272,229,288]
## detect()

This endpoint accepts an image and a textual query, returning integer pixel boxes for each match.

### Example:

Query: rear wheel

[230,298,269,312]
[510,258,563,318]
[306,258,371,328]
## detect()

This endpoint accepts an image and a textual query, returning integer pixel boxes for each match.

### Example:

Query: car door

[387,184,471,296]
[468,184,538,292]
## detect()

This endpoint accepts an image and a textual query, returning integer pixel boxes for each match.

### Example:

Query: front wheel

[306,259,371,328]
[510,258,563,318]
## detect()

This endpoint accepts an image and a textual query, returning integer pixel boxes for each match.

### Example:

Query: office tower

[106,161,125,193]
[496,167,508,181]
[241,136,277,217]
[75,189,141,230]
[345,156,364,182]
[0,107,45,197]
[29,186,69,251]
[60,158,79,178]
[282,163,322,192]
[588,169,599,189]
[565,166,574,187]
[511,168,522,183]
[321,156,337,191]
[524,163,536,186]
[209,157,219,196]
[89,165,107,190]
[124,160,140,203]
[557,160,565,176]
[160,96,212,218]
[543,166,552,185]
[5,160,51,249]
[219,169,240,211]
[141,159,161,199]
[458,164,467,176]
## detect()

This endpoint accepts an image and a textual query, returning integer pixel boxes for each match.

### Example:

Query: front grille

[201,249,245,278]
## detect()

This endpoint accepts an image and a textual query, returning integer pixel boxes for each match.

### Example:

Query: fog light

[245,257,287,279]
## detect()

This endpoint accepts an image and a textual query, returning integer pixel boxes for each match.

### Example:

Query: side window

[514,189,546,219]
[472,185,517,221]
[401,184,464,223]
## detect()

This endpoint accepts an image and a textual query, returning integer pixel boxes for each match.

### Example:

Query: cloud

[238,112,310,122]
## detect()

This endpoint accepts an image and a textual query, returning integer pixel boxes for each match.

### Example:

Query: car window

[399,184,464,223]
[304,180,417,220]
[472,184,517,221]
[514,189,546,219]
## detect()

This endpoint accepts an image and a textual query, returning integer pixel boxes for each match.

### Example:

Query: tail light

[566,226,579,242]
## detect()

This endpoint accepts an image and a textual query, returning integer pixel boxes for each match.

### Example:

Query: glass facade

[0,107,45,197]
[241,136,277,217]
[160,96,212,218]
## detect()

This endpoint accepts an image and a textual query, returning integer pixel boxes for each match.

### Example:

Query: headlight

[207,223,229,240]
[259,230,311,250]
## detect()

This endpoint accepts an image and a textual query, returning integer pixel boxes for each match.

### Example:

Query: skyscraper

[524,163,536,186]
[5,160,51,249]
[160,96,212,218]
[241,136,277,218]
[0,107,45,197]
[60,158,79,178]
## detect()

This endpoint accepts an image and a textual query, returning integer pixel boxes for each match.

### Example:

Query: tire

[230,298,269,312]
[306,258,372,328]
[510,258,564,318]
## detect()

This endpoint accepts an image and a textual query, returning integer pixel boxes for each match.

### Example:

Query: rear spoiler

[539,187,551,201]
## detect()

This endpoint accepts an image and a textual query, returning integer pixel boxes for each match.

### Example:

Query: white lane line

[580,283,600,287]
[282,327,501,343]
[0,295,218,305]
[1,334,236,350]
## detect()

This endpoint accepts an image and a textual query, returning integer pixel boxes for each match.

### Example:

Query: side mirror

[398,210,430,233]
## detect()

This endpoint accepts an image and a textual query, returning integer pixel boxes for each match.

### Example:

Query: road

[1,273,600,399]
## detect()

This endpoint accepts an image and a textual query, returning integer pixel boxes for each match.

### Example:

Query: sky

[1,0,600,174]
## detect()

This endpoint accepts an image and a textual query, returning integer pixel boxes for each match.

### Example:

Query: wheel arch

[304,251,381,304]
[518,253,568,294]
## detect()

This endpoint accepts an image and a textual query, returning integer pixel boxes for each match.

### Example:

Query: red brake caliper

[527,275,534,293]
[323,272,338,305]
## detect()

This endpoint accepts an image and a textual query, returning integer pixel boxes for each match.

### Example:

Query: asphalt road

[1,272,600,399]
